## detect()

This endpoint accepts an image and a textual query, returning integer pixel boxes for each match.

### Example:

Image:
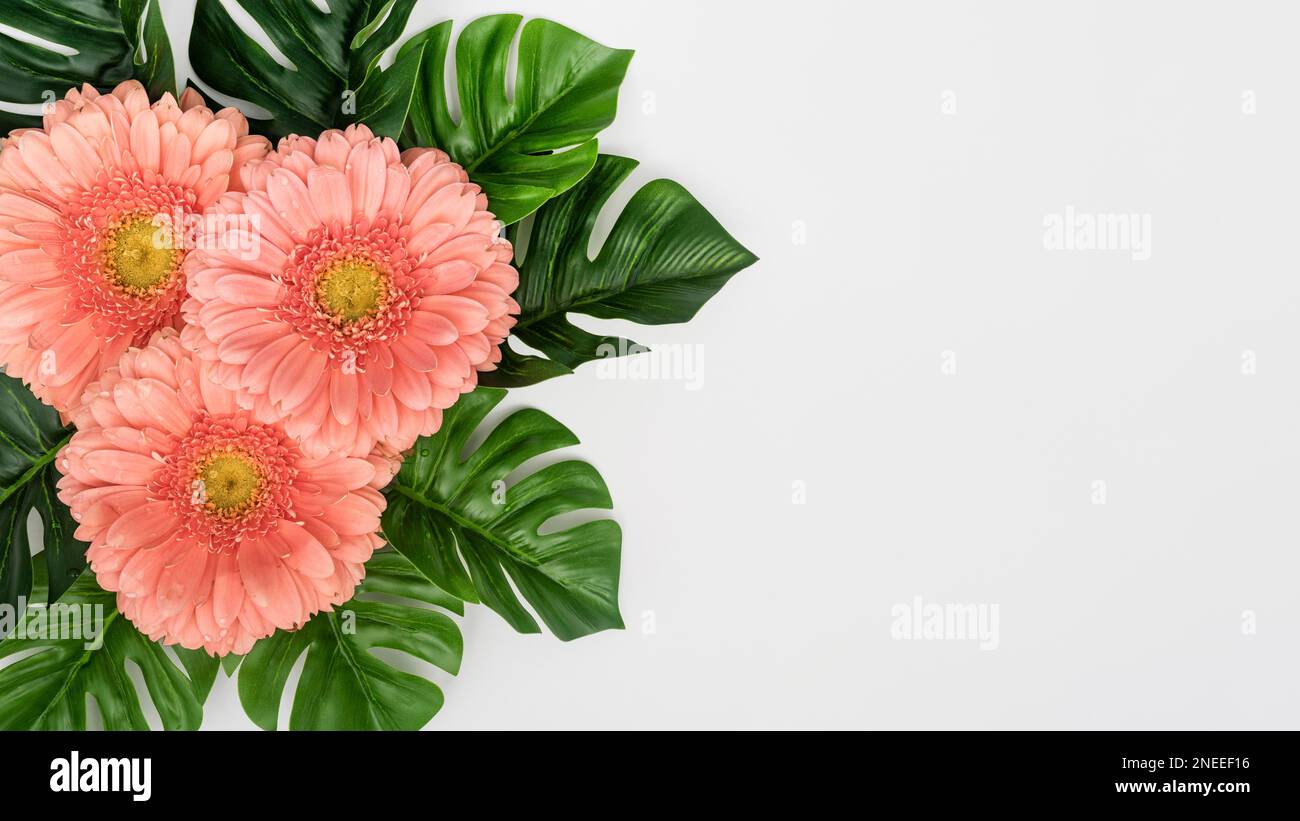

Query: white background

[140,0,1299,728]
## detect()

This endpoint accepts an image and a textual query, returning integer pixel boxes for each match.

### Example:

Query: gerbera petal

[329,369,359,425]
[82,450,160,486]
[0,81,269,417]
[269,341,327,410]
[129,110,161,172]
[211,551,245,629]
[105,501,176,549]
[181,125,518,457]
[238,535,302,630]
[391,336,438,372]
[277,520,335,579]
[322,494,381,536]
[240,334,303,393]
[405,310,459,346]
[307,166,351,227]
[390,363,432,410]
[214,273,284,307]
[217,321,288,364]
[156,546,213,618]
[266,168,319,239]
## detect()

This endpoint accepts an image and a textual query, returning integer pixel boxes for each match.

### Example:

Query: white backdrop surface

[100,0,1300,728]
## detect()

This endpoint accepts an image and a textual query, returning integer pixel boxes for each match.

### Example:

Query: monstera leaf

[174,645,220,704]
[189,0,423,140]
[237,550,463,730]
[0,0,173,131]
[399,15,633,225]
[0,373,86,625]
[383,388,622,640]
[117,0,175,99]
[0,570,214,730]
[482,154,758,387]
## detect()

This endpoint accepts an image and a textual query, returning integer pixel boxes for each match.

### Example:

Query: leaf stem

[0,431,72,508]
[390,481,542,570]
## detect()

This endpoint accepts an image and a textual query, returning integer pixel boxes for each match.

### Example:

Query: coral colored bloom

[182,124,519,458]
[57,329,390,656]
[0,81,269,412]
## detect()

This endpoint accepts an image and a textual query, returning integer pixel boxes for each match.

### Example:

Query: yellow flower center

[198,453,262,516]
[103,214,182,294]
[316,257,388,323]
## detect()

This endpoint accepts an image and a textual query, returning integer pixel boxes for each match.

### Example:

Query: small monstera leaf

[0,373,86,624]
[483,154,758,387]
[0,570,214,730]
[383,387,623,640]
[189,0,423,140]
[0,0,174,131]
[399,14,633,225]
[237,550,463,730]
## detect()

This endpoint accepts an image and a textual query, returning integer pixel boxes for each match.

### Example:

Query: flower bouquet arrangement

[0,0,754,730]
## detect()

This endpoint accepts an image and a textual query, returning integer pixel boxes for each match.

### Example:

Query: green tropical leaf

[0,0,173,131]
[0,373,86,627]
[399,15,633,225]
[220,652,243,677]
[478,348,574,388]
[237,550,463,730]
[189,0,422,140]
[0,571,208,730]
[173,646,220,704]
[482,154,758,387]
[117,0,176,99]
[383,387,622,640]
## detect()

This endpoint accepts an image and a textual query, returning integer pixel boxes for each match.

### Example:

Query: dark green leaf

[384,387,622,640]
[400,15,633,225]
[358,545,465,615]
[117,0,176,98]
[0,0,170,131]
[237,550,462,730]
[0,572,208,730]
[482,154,758,387]
[189,0,419,140]
[173,646,219,704]
[351,33,424,139]
[0,373,86,627]
[220,652,243,677]
[477,350,574,389]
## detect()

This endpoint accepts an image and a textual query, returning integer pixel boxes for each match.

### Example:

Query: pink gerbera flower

[182,124,519,458]
[0,81,268,413]
[57,329,390,656]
